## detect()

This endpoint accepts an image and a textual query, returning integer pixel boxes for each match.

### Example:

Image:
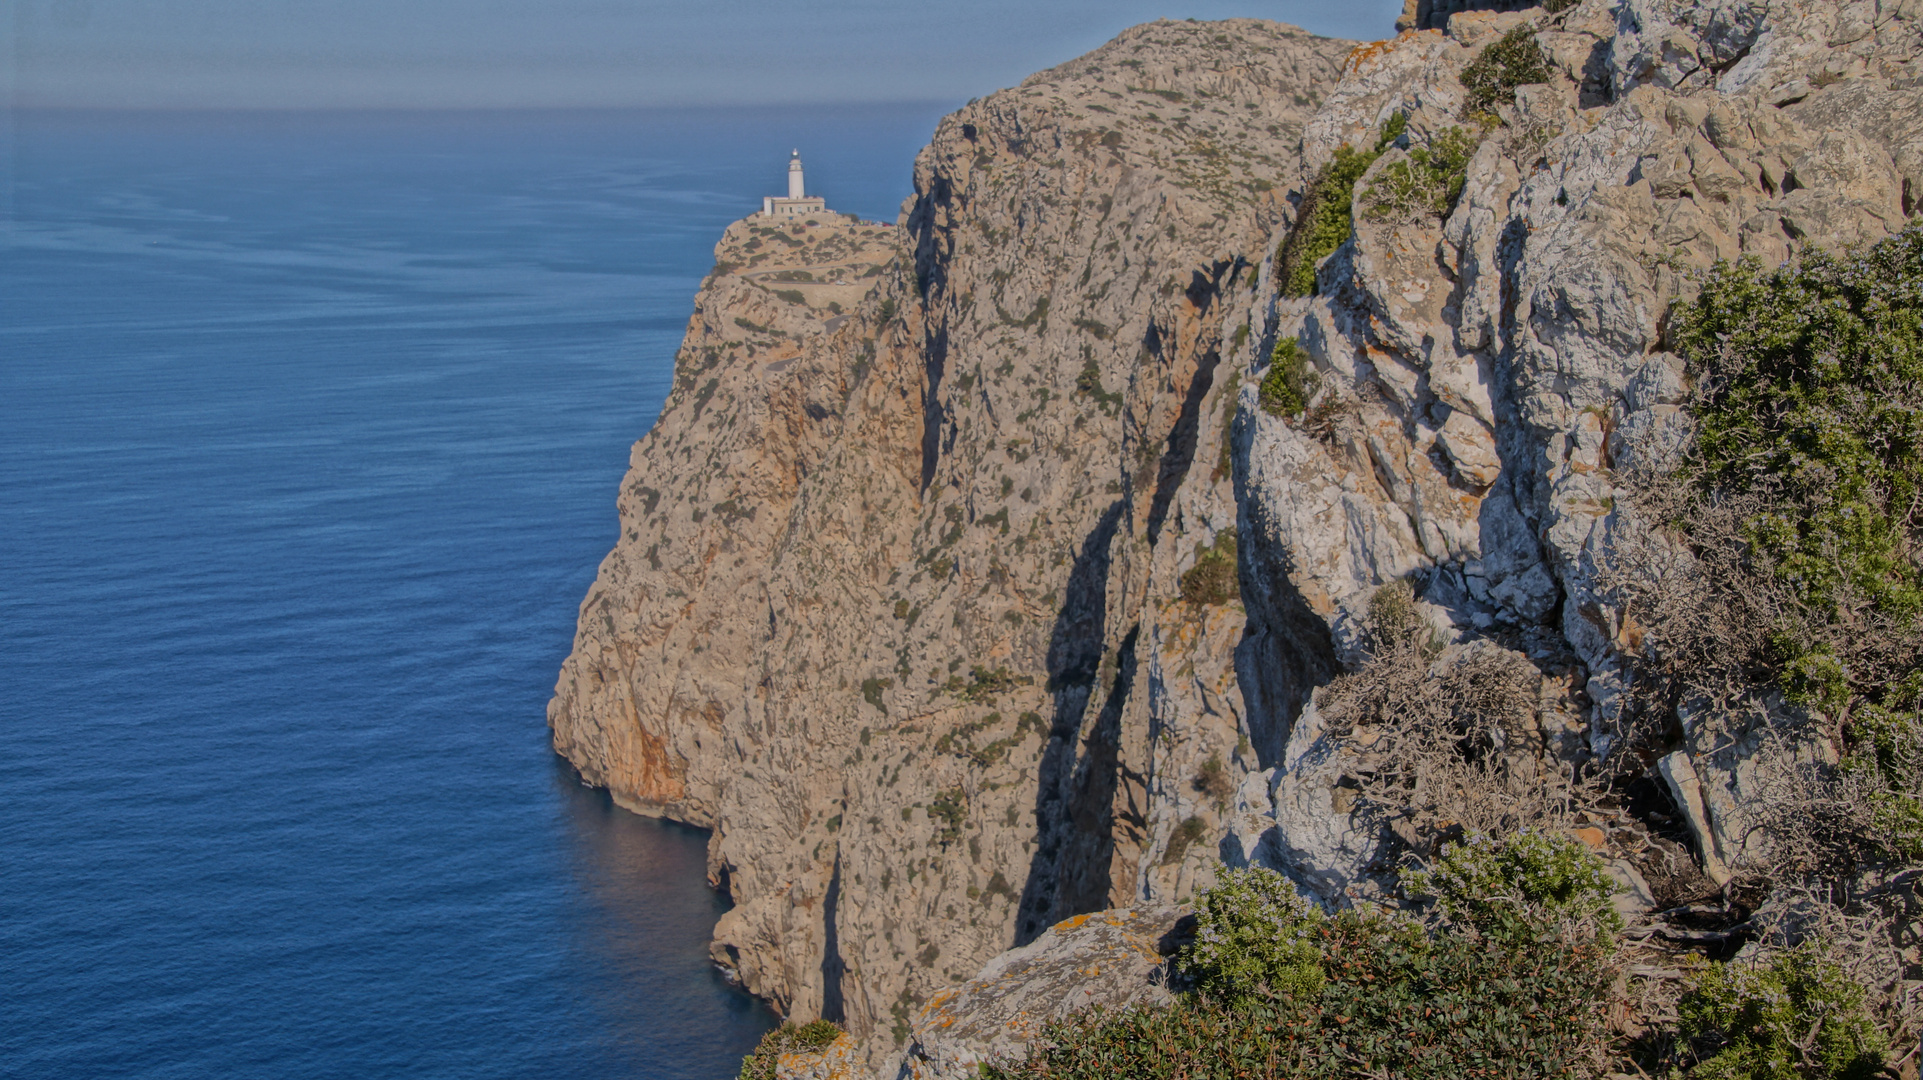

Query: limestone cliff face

[554,0,1923,1070]
[551,16,1353,1060]
[1224,0,1923,909]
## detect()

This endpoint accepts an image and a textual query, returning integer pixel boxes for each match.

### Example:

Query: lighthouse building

[761,150,829,218]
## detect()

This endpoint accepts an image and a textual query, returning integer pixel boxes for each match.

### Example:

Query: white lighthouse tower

[762,149,828,218]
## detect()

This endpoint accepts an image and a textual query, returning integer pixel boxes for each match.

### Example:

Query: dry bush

[1602,232,1923,879]
[1320,582,1581,854]
[1738,732,1885,880]
[1605,463,1923,739]
[1601,432,1923,880]
[1595,473,1786,740]
[1193,754,1234,806]
[1588,234,1923,1072]
[1656,876,1923,1077]
[1755,877,1920,1033]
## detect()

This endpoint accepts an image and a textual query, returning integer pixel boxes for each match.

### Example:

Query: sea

[0,104,950,1080]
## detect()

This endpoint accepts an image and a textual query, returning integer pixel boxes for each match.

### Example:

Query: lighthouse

[762,149,829,219]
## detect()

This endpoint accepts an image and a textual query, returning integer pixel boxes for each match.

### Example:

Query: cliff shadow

[1143,345,1219,545]
[919,323,950,493]
[820,850,846,1024]
[1143,259,1235,543]
[1015,501,1131,944]
[1232,506,1339,768]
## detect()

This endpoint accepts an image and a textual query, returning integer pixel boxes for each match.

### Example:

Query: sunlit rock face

[552,0,1923,1071]
[551,19,1350,1068]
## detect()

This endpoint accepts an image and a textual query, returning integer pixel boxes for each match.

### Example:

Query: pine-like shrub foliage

[1677,944,1888,1080]
[1669,226,1923,860]
[1275,116,1404,297]
[986,859,1616,1080]
[1260,340,1317,417]
[1178,528,1239,606]
[1675,229,1923,630]
[1458,26,1554,119]
[1276,147,1377,297]
[1404,830,1622,943]
[1848,690,1923,860]
[1182,867,1327,1001]
[738,1020,843,1080]
[1363,126,1482,223]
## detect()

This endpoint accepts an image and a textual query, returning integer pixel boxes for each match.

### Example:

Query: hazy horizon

[6,0,1404,111]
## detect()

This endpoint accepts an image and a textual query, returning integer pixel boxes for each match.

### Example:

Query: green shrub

[1160,814,1209,866]
[1367,577,1421,639]
[1458,26,1553,119]
[1376,110,1409,148]
[1847,694,1923,861]
[1664,227,1923,862]
[928,787,967,843]
[738,1020,843,1080]
[1276,145,1380,297]
[942,665,1029,703]
[1212,369,1241,481]
[1363,578,1449,659]
[1674,229,1923,627]
[991,864,1618,1080]
[1677,944,1888,1080]
[1178,529,1239,605]
[1259,339,1317,417]
[1194,754,1234,804]
[1180,866,1327,1001]
[1362,126,1481,223]
[1403,830,1621,943]
[1075,357,1123,412]
[1274,118,1410,297]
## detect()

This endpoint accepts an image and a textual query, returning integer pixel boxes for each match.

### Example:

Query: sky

[5,0,1407,110]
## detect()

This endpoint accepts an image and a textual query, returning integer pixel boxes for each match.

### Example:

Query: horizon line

[5,99,966,114]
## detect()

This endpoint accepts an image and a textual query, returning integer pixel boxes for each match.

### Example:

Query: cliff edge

[553,0,1923,1072]
[552,16,1352,1059]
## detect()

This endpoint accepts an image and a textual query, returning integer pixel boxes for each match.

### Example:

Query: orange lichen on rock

[1341,30,1436,77]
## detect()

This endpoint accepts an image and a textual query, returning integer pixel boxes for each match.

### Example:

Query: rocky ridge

[552,18,1352,1065]
[550,0,1923,1074]
[1236,0,1922,912]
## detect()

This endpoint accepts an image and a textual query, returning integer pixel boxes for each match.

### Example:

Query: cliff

[551,0,1923,1072]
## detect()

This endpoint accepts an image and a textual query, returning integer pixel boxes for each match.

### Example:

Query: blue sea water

[0,105,948,1080]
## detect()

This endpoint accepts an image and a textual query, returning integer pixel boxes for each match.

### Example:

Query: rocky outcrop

[1223,0,1922,906]
[775,1033,865,1080]
[904,907,1188,1080]
[553,0,1923,1072]
[551,17,1354,1071]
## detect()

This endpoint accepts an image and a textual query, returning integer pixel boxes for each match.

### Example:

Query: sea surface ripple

[0,105,945,1080]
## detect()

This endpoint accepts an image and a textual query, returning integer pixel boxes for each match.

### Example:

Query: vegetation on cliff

[1275,146,1377,298]
[738,1020,843,1080]
[1611,225,1923,871]
[1457,25,1552,121]
[566,1,1923,1070]
[1179,529,1240,607]
[1276,110,1480,295]
[1258,340,1317,417]
[1275,115,1405,298]
[1361,126,1479,224]
[1678,943,1889,1080]
[987,847,1618,1080]
[1600,227,1923,1074]
[989,228,1923,1080]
